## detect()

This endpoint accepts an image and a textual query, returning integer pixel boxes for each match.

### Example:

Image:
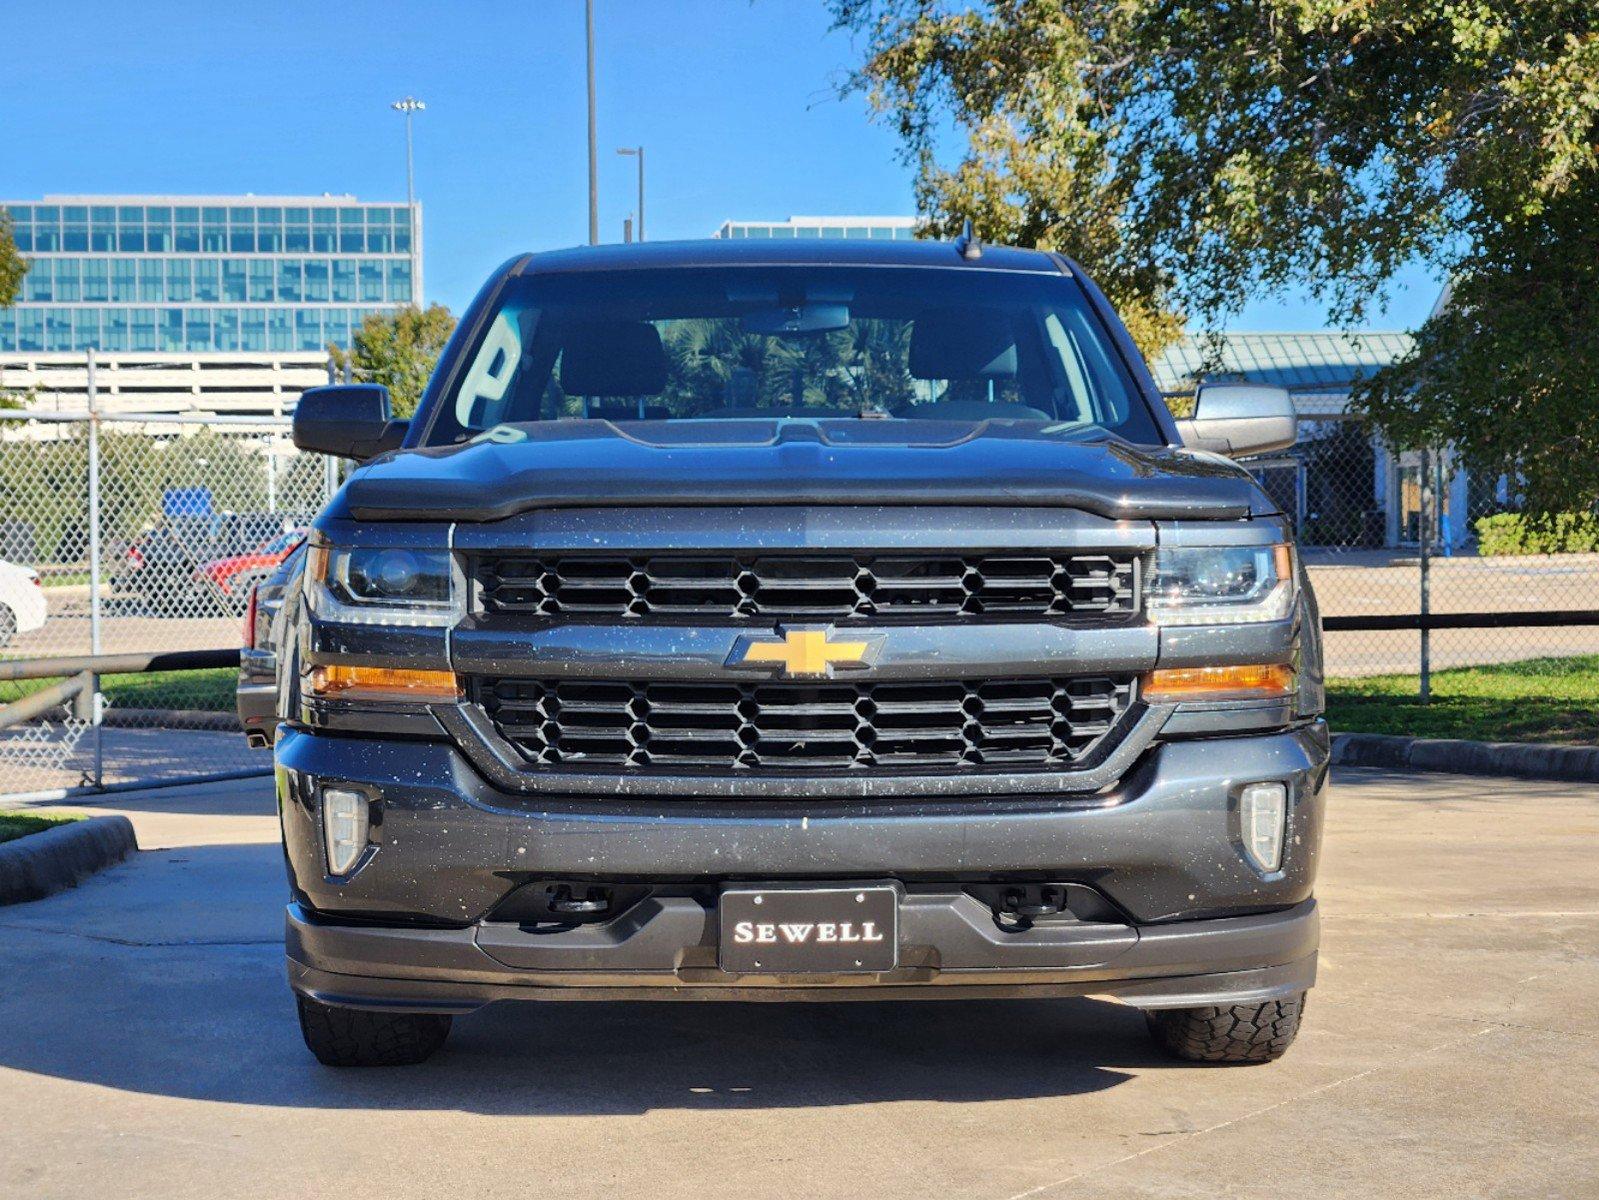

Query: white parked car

[0,559,48,648]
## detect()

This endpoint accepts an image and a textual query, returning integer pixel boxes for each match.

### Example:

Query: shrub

[1474,511,1599,555]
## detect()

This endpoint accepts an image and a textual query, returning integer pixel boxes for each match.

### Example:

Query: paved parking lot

[0,767,1595,1199]
[1307,551,1599,674]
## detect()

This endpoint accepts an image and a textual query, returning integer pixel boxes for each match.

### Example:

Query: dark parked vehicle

[276,237,1326,1068]
[237,539,306,748]
[121,512,300,617]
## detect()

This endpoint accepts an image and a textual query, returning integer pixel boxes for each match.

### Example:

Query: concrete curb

[0,815,138,905]
[1332,732,1599,783]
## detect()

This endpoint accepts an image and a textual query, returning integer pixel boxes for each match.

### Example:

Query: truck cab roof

[511,236,1069,279]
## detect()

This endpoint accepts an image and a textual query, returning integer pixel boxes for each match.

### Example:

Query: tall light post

[585,0,599,244]
[616,145,644,241]
[391,96,425,305]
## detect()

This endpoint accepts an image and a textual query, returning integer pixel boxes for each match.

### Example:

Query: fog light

[322,787,370,876]
[1239,782,1287,872]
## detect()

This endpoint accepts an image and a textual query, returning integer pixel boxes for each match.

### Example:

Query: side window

[1044,307,1134,427]
[1042,312,1093,424]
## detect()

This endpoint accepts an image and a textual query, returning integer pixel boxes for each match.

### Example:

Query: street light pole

[390,96,425,305]
[617,145,644,241]
[586,0,599,245]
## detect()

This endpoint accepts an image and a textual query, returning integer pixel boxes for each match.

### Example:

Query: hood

[342,419,1270,523]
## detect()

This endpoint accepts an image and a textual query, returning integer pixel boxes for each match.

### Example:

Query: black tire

[295,994,452,1067]
[1145,993,1306,1064]
[0,603,15,649]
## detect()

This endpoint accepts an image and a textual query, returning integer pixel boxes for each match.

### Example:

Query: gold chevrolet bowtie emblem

[727,627,883,678]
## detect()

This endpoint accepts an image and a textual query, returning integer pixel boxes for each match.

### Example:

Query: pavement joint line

[1416,1013,1599,1044]
[1322,910,1599,919]
[994,1025,1501,1200]
[0,921,277,949]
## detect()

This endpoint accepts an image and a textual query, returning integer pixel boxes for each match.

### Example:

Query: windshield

[420,265,1163,446]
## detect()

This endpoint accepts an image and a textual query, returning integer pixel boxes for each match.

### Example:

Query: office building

[712,215,920,241]
[0,194,418,355]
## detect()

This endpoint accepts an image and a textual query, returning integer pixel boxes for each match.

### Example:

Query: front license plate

[719,885,899,974]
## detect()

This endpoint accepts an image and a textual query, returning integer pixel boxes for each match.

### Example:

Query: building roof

[11,193,380,204]
[1151,330,1415,397]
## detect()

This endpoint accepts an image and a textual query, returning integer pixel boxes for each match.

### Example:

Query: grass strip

[0,811,81,845]
[1327,655,1599,745]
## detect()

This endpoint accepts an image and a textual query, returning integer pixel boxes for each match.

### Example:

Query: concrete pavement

[0,769,1595,1199]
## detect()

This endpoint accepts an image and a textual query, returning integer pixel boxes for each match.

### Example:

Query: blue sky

[2,0,1440,331]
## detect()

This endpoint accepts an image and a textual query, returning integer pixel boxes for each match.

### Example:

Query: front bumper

[276,720,1328,1009]
[288,896,1318,1012]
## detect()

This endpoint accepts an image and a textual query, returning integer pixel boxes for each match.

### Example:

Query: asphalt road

[0,768,1595,1199]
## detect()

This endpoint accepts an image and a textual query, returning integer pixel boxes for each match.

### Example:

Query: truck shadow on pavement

[0,842,1187,1114]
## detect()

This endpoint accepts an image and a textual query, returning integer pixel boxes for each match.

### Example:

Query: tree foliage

[831,1,1599,509]
[328,304,457,418]
[0,428,327,563]
[1351,175,1599,514]
[0,211,26,410]
[0,211,23,310]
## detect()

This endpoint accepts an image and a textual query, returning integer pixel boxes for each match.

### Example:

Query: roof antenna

[955,218,983,260]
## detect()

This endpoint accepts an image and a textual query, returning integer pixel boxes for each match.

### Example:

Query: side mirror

[291,384,409,461]
[1175,383,1297,458]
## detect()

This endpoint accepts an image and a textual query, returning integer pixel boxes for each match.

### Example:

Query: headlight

[307,544,464,626]
[1148,544,1294,625]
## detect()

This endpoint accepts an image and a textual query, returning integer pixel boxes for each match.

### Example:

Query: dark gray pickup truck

[274,237,1327,1068]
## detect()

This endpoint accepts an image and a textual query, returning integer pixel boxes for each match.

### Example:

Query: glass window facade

[713,217,921,242]
[1,196,418,352]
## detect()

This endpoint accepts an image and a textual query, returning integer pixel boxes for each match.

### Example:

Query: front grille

[474,551,1139,622]
[475,675,1136,774]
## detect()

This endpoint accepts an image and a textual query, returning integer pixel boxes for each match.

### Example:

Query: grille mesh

[475,552,1139,621]
[476,675,1136,773]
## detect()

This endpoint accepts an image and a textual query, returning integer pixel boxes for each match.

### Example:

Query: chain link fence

[1249,414,1599,734]
[1,353,337,796]
[5,355,1597,796]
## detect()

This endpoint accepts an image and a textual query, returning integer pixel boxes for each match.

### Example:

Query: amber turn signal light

[308,665,461,702]
[1141,664,1295,702]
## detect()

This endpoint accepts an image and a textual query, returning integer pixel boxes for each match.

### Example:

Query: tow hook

[997,884,1071,930]
[548,884,611,916]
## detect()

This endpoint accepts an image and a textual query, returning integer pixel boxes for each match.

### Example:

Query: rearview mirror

[740,303,851,336]
[292,384,408,461]
[1175,383,1297,458]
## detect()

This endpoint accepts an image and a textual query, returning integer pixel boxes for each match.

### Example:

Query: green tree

[328,304,456,418]
[1351,180,1599,515]
[831,2,1599,510]
[0,210,22,310]
[0,210,27,410]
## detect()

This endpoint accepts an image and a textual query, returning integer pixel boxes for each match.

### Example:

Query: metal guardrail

[1324,610,1599,632]
[0,649,239,683]
[0,670,96,731]
[0,652,241,795]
